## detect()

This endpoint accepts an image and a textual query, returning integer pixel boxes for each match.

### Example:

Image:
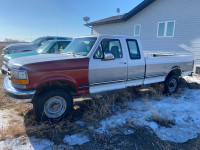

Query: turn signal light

[11,78,28,84]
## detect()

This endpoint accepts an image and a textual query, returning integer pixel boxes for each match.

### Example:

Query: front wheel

[164,75,179,94]
[33,89,73,122]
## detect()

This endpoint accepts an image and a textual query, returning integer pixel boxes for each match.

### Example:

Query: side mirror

[104,53,115,60]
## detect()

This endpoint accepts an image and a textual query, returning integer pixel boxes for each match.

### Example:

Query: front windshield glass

[31,37,43,45]
[63,37,97,56]
[36,41,55,53]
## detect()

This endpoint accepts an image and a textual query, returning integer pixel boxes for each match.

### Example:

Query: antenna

[117,8,120,15]
[83,16,90,24]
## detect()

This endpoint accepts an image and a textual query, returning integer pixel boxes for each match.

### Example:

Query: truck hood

[4,51,38,61]
[8,54,86,69]
[5,43,36,50]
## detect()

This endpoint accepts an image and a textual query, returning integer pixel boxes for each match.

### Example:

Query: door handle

[119,62,127,64]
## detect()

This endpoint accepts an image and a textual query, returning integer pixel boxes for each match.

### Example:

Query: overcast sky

[0,0,143,41]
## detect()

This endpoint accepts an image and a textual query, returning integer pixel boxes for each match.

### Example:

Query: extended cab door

[89,38,128,93]
[125,39,145,86]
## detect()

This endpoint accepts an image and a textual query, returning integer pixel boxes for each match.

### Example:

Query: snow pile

[63,133,90,145]
[0,136,55,150]
[96,89,200,143]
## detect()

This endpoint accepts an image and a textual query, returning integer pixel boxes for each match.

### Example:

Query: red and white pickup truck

[4,35,193,121]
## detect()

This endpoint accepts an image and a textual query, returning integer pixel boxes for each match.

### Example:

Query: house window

[134,24,141,36]
[157,21,175,37]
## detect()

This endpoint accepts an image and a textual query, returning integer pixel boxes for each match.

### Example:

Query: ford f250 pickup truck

[4,35,194,122]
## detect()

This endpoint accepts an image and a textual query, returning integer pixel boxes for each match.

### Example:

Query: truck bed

[144,54,193,84]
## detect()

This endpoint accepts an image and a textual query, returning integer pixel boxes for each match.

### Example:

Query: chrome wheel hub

[44,96,67,118]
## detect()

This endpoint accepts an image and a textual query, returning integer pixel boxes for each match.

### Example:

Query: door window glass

[94,39,122,59]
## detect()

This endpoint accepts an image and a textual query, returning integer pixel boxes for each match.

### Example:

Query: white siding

[92,0,200,65]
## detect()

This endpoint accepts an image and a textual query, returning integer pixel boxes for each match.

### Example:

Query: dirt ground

[0,44,200,149]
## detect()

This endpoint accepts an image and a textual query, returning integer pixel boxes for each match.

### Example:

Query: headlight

[10,69,29,84]
[10,50,19,53]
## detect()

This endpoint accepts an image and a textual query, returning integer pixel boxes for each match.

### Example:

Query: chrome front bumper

[4,76,36,101]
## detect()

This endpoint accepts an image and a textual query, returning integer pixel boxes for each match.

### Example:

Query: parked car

[4,35,193,122]
[1,40,71,74]
[1,36,72,57]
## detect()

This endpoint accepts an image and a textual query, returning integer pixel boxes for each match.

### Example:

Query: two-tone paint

[5,35,193,101]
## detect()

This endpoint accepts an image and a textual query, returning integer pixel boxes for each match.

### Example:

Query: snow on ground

[63,133,90,146]
[0,136,72,150]
[95,88,200,143]
[0,136,54,150]
[0,110,11,130]
[183,75,200,84]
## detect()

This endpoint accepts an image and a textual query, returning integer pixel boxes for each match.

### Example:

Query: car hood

[4,51,38,61]
[5,43,35,50]
[8,53,86,69]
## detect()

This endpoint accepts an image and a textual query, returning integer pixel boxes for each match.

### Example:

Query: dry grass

[150,110,175,128]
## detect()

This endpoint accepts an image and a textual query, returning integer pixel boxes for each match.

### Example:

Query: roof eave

[85,18,124,26]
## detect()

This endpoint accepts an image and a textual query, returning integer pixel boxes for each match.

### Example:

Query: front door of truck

[89,38,127,93]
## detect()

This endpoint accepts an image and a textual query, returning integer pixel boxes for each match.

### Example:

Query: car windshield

[63,37,97,56]
[36,41,55,53]
[31,37,43,45]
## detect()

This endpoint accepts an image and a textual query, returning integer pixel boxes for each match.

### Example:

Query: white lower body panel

[143,76,166,85]
[89,82,126,94]
[89,76,167,94]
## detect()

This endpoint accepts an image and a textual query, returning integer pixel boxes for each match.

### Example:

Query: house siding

[92,0,200,65]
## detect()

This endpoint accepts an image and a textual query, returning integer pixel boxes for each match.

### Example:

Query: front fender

[28,74,77,90]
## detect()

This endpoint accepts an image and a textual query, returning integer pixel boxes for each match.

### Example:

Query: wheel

[164,75,179,94]
[33,89,73,122]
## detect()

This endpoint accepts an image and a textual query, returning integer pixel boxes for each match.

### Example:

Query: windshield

[63,37,97,56]
[31,37,43,45]
[36,41,55,53]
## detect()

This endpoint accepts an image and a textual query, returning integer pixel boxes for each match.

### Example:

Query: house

[85,0,200,72]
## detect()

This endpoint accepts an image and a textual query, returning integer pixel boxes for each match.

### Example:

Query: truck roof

[47,40,72,42]
[75,34,139,40]
[42,36,72,39]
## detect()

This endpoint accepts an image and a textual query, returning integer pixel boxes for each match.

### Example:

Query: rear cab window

[94,39,123,59]
[126,39,141,59]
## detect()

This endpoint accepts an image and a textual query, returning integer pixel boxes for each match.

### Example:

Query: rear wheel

[33,89,73,122]
[164,75,179,94]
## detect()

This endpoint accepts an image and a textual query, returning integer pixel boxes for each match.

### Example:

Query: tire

[164,75,179,94]
[33,89,73,122]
